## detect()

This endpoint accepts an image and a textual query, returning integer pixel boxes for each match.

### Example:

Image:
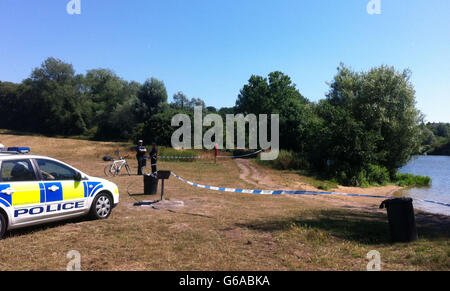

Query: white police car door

[35,159,88,218]
[0,159,46,224]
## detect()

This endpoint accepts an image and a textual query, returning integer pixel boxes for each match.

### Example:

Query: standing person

[136,140,147,175]
[150,142,158,173]
[0,141,4,151]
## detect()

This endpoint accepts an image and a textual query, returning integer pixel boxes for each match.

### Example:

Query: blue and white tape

[160,156,204,160]
[160,150,263,160]
[217,150,263,159]
[170,172,450,208]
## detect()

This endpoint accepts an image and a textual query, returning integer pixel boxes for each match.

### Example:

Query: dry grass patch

[0,132,448,271]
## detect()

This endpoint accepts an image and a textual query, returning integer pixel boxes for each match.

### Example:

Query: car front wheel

[0,213,7,239]
[90,193,113,220]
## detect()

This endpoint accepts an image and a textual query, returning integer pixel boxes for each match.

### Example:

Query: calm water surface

[398,156,450,216]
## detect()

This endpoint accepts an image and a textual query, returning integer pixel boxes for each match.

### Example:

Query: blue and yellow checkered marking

[44,181,88,202]
[0,183,46,207]
[0,181,105,208]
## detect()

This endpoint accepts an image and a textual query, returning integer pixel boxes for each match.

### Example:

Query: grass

[285,170,339,191]
[0,132,448,271]
[395,173,432,187]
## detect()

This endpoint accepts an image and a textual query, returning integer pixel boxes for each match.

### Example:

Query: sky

[0,0,449,122]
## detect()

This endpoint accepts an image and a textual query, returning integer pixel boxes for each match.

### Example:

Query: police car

[0,148,119,238]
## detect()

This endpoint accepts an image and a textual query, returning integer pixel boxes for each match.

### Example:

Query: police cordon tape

[217,150,263,159]
[170,172,450,208]
[159,156,203,160]
[159,150,263,160]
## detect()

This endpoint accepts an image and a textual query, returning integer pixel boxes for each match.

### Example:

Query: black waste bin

[380,198,418,243]
[144,174,158,195]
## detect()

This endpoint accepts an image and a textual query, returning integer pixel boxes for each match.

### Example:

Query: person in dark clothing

[149,142,158,173]
[136,140,147,175]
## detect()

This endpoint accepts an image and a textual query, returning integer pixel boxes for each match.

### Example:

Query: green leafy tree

[421,125,436,143]
[80,69,142,139]
[24,57,86,135]
[206,106,217,113]
[0,82,20,128]
[171,91,189,110]
[236,71,311,151]
[436,123,450,138]
[317,64,422,184]
[138,78,168,119]
[138,109,192,146]
[188,98,206,110]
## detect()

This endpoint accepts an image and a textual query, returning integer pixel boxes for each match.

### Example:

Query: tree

[188,98,206,110]
[171,91,189,110]
[315,99,381,185]
[356,65,422,174]
[138,78,168,119]
[96,95,141,140]
[420,126,437,146]
[31,57,76,83]
[206,106,217,113]
[436,123,450,138]
[23,57,86,135]
[138,109,192,147]
[0,82,20,128]
[171,92,206,112]
[218,107,235,118]
[236,72,308,115]
[81,69,141,139]
[236,71,311,151]
[317,64,422,184]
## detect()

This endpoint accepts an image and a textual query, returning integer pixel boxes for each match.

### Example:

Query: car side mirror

[74,172,82,181]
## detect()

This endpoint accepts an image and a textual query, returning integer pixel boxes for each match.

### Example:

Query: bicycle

[104,155,132,177]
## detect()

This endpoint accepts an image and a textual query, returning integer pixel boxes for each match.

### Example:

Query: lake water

[398,155,450,216]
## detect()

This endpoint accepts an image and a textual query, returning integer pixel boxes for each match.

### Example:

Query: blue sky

[0,0,449,122]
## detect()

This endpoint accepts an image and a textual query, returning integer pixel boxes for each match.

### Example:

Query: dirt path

[236,160,448,224]
[234,158,403,213]
[235,158,279,188]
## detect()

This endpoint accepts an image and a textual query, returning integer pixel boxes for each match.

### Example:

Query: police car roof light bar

[5,147,31,154]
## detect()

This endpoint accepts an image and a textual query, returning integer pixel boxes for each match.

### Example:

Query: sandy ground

[235,159,400,212]
[235,158,450,226]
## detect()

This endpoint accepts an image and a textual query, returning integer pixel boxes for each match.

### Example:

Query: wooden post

[160,179,165,201]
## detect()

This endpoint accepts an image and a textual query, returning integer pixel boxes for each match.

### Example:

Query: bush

[258,150,309,170]
[366,164,390,186]
[395,173,431,187]
[355,170,369,188]
[333,164,391,187]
